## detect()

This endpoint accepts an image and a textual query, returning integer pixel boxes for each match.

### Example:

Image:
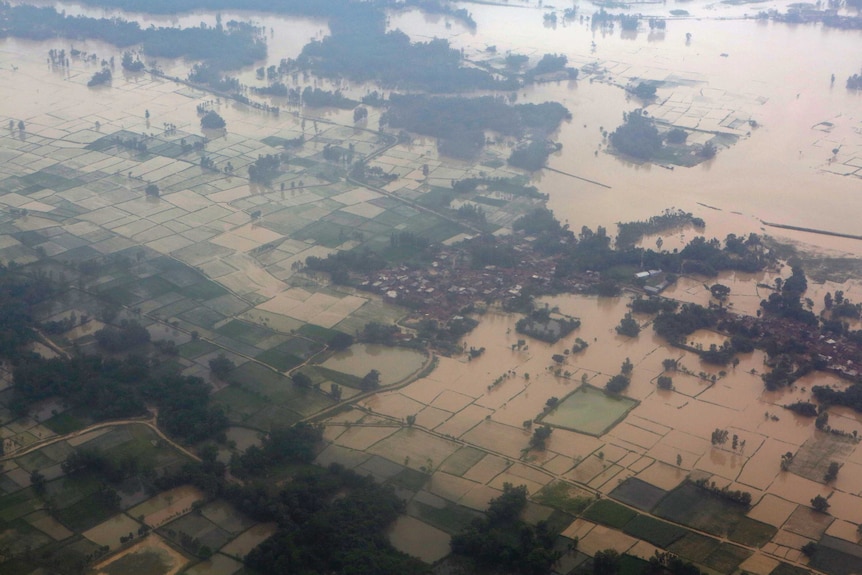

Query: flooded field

[540,384,639,436]
[1,0,862,571]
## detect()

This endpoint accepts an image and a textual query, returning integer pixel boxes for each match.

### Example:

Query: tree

[406,414,416,426]
[292,372,312,388]
[361,369,381,390]
[810,494,830,513]
[620,357,633,375]
[824,461,840,483]
[657,375,673,390]
[145,183,160,197]
[330,383,342,401]
[17,120,25,132]
[208,353,235,379]
[329,331,354,351]
[605,374,630,394]
[710,283,731,302]
[30,470,46,495]
[616,313,640,337]
[200,110,226,130]
[593,549,621,575]
[530,425,553,450]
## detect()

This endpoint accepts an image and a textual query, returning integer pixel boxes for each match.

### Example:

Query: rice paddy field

[0,2,862,574]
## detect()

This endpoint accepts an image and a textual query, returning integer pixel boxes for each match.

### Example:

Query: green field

[622,514,688,548]
[538,385,639,436]
[609,478,667,512]
[534,481,594,516]
[702,543,752,573]
[653,481,749,537]
[728,516,777,547]
[667,532,721,563]
[581,499,638,529]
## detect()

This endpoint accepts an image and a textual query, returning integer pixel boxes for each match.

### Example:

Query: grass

[389,468,430,491]
[216,319,275,347]
[581,499,638,529]
[210,386,269,425]
[609,478,667,512]
[439,447,487,477]
[653,481,748,537]
[409,500,482,535]
[622,514,688,548]
[303,365,364,389]
[770,562,812,575]
[667,532,721,563]
[42,409,90,434]
[808,545,862,575]
[534,481,594,516]
[620,554,651,575]
[297,324,344,343]
[54,492,121,532]
[703,543,752,573]
[728,516,777,547]
[254,347,304,371]
[177,339,218,359]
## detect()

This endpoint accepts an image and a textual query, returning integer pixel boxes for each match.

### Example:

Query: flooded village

[0,0,862,575]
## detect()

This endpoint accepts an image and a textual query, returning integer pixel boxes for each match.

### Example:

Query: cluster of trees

[305,248,387,285]
[515,307,581,343]
[247,153,282,184]
[94,319,151,352]
[0,4,265,69]
[87,68,112,87]
[451,483,561,575]
[609,109,662,160]
[525,53,578,82]
[616,209,704,249]
[652,303,718,344]
[382,94,569,160]
[12,354,228,443]
[693,478,753,507]
[295,5,507,94]
[200,110,226,130]
[760,265,816,324]
[230,423,322,478]
[812,383,862,415]
[508,139,562,172]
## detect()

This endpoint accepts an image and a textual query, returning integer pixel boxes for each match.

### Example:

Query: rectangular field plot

[538,385,638,436]
[653,481,751,538]
[622,515,688,548]
[160,512,232,552]
[581,499,638,529]
[609,477,668,512]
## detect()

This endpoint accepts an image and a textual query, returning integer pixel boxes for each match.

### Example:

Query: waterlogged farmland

[0,0,862,574]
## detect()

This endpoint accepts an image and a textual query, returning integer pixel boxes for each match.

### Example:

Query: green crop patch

[667,532,721,563]
[534,481,594,516]
[408,500,482,535]
[653,481,749,537]
[178,339,218,359]
[623,514,687,548]
[728,516,777,547]
[703,543,752,573]
[210,386,268,425]
[298,324,345,343]
[581,499,638,529]
[610,478,667,512]
[216,319,276,347]
[254,348,304,371]
[770,562,811,575]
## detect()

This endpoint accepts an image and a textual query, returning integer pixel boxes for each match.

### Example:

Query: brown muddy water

[3,0,862,557]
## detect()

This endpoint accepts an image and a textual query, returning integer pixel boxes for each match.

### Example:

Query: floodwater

[3,0,862,558]
[320,343,426,385]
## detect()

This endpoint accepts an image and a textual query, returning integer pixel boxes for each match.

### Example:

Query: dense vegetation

[382,94,569,159]
[451,483,561,575]
[0,4,266,69]
[12,354,229,442]
[610,109,663,160]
